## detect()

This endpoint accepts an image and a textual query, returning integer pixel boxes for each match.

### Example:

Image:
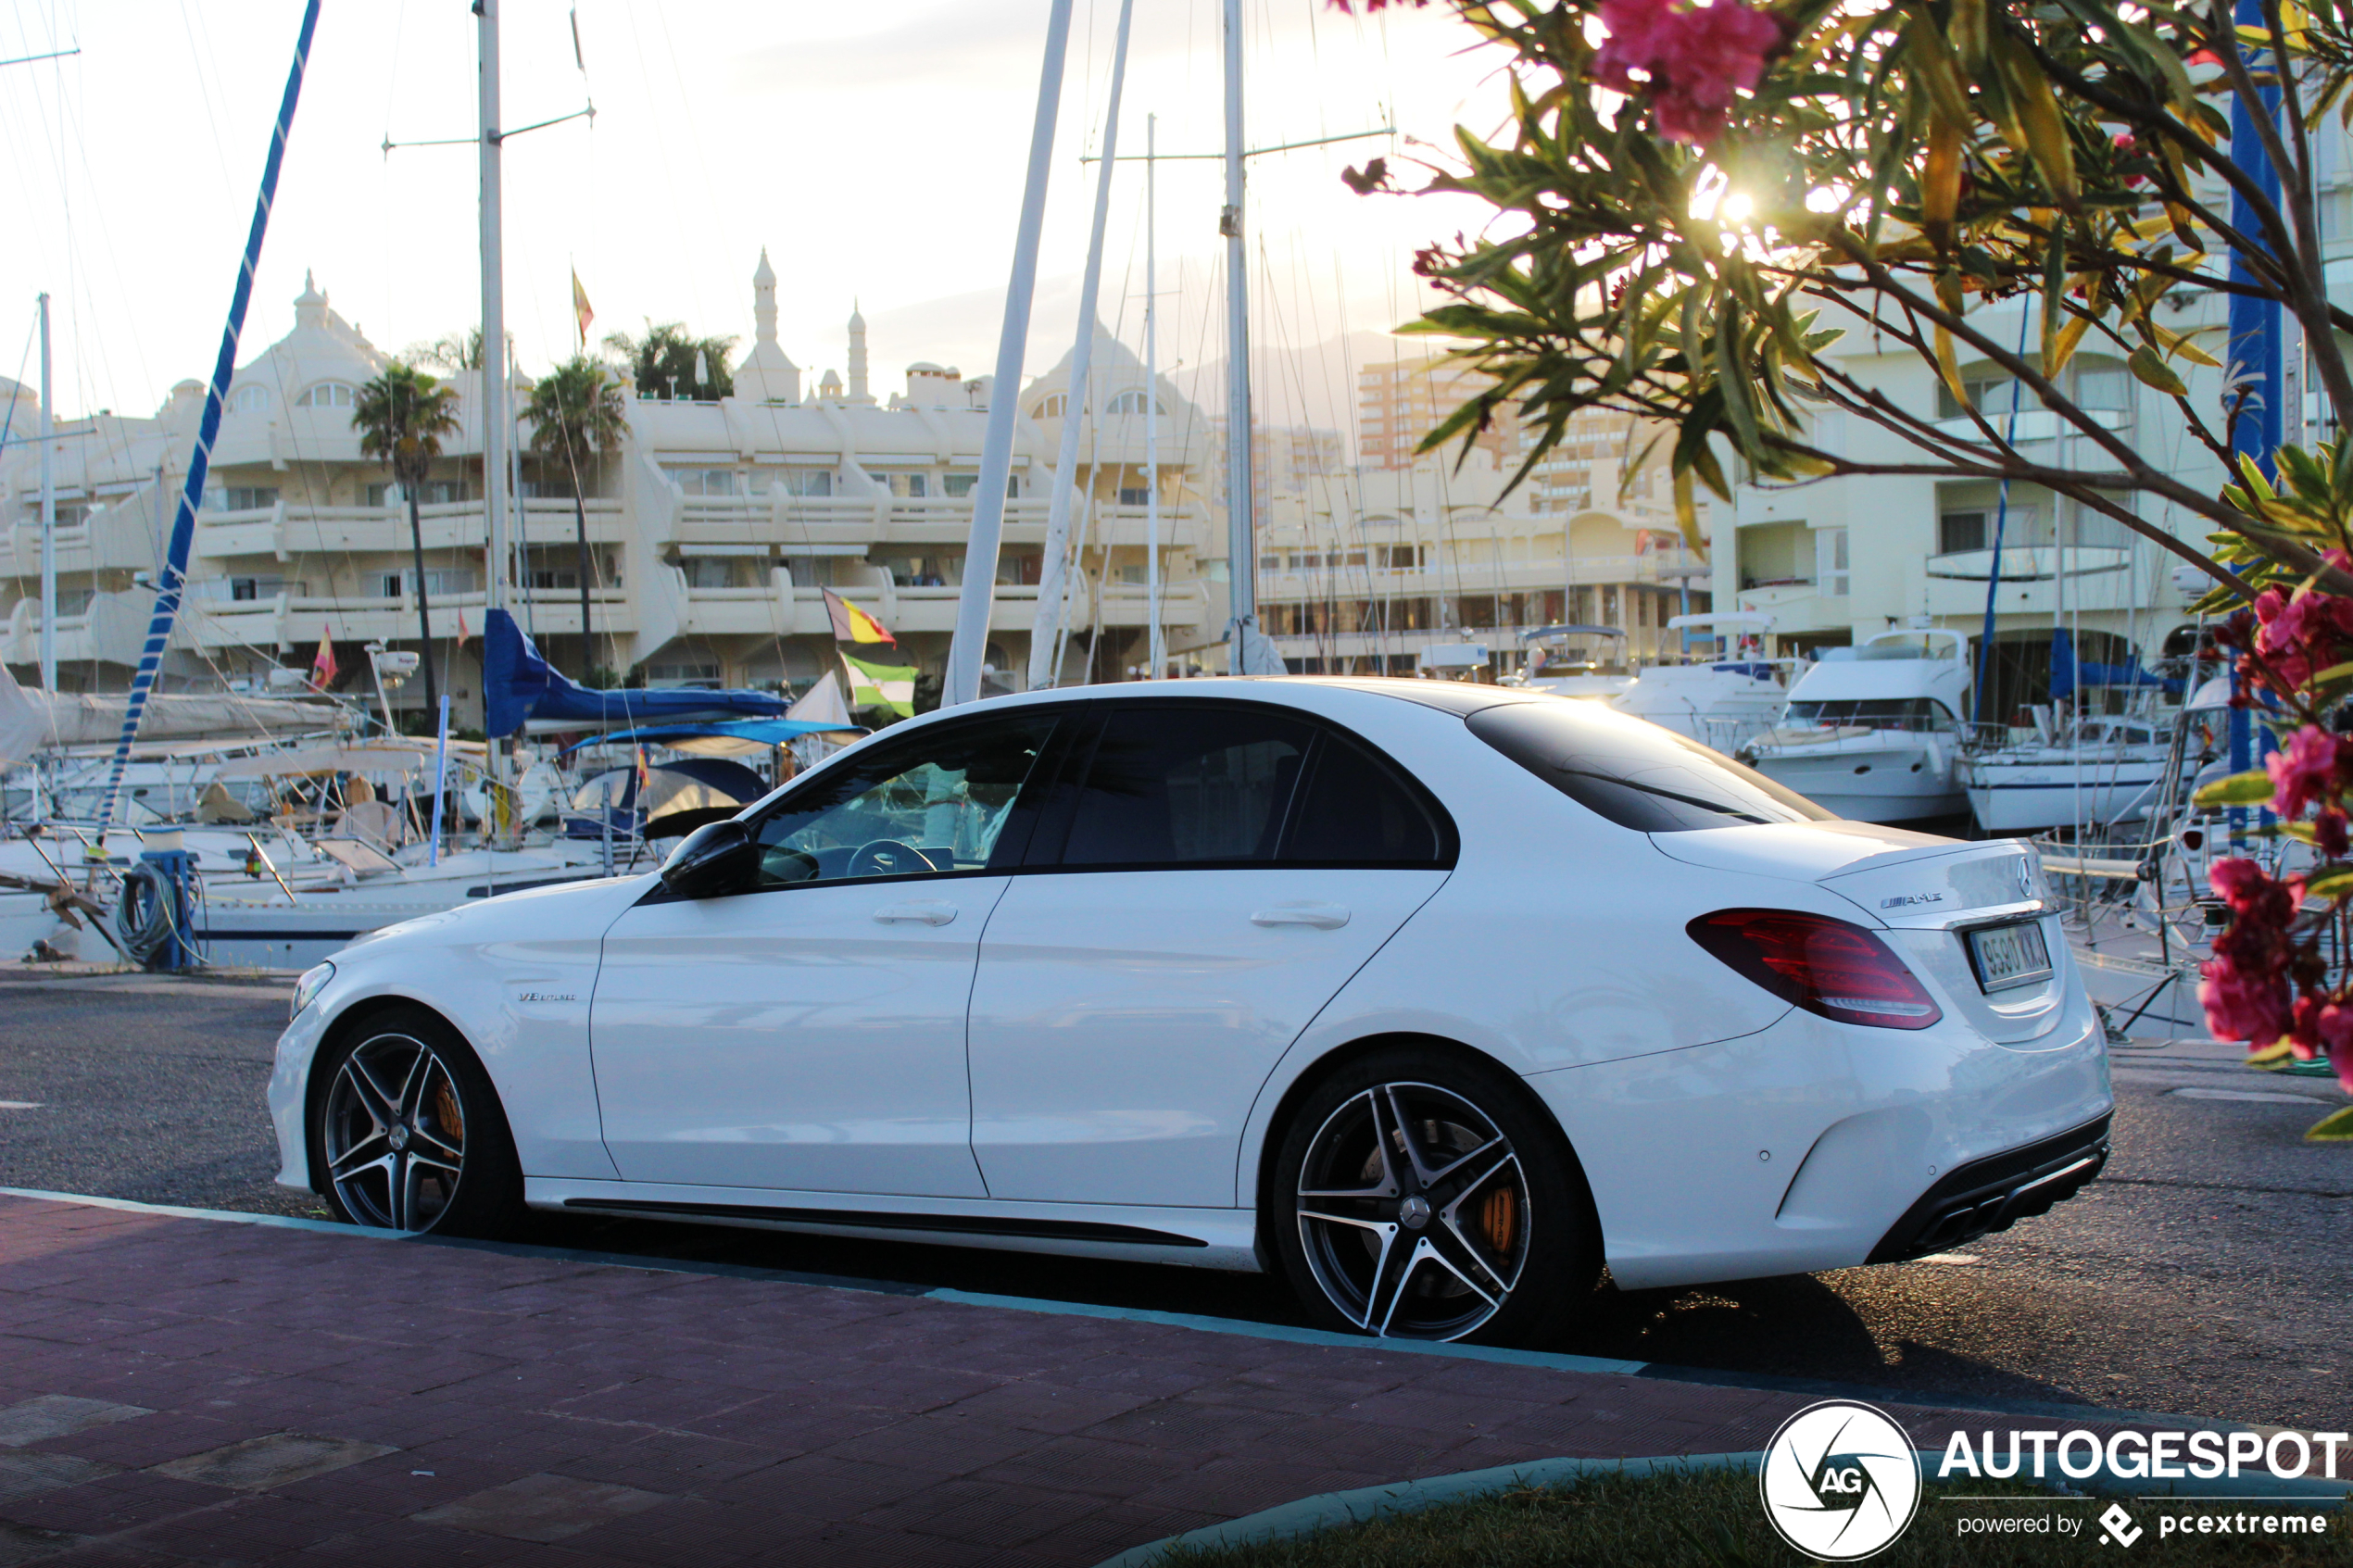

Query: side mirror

[658,818,758,899]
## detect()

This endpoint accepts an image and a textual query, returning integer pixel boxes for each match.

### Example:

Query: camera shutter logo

[1758,1400,1921,1560]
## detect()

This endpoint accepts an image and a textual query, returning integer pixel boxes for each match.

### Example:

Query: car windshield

[1467,697,1834,831]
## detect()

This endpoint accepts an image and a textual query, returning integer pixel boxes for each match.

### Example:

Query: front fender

[269,874,654,1190]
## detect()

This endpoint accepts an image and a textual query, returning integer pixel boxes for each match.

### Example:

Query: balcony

[193,498,626,560]
[0,519,161,579]
[1,589,153,669]
[178,585,634,649]
[1255,549,1705,601]
[1929,408,2129,444]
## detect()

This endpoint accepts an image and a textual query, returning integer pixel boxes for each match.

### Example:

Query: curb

[1091,1449,2353,1567]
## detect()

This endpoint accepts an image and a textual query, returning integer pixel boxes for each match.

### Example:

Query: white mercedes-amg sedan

[270,679,2112,1345]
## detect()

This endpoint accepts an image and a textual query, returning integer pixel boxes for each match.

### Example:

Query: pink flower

[2266,724,2347,820]
[2210,857,2292,919]
[1592,0,1780,145]
[2317,809,2349,859]
[2201,949,2292,1046]
[2320,1004,2353,1091]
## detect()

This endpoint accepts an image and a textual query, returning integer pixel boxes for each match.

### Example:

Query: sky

[0,0,1517,437]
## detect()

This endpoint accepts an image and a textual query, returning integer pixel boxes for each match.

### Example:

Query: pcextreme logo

[1759,1400,1923,1561]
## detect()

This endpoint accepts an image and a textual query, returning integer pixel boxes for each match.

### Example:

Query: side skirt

[523,1178,1263,1272]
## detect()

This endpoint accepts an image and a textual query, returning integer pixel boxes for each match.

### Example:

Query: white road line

[2168,1086,2334,1105]
[0,1101,42,1110]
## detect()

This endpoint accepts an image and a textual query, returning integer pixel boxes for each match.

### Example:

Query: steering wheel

[847,838,937,878]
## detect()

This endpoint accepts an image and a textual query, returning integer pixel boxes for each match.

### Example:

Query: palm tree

[603,320,736,400]
[352,364,463,721]
[522,357,628,674]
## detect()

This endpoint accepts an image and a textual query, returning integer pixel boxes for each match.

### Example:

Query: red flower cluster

[2266,723,2353,820]
[2199,858,2298,1049]
[1592,0,1782,145]
[2202,857,2353,1089]
[2233,579,2353,698]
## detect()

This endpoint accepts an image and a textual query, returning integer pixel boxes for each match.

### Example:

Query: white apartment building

[0,256,1215,723]
[1254,407,1710,675]
[1710,292,2224,679]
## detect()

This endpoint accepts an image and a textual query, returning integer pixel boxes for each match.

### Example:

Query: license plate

[1968,920,2052,993]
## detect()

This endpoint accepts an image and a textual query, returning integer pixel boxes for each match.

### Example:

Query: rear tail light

[1688,909,1942,1030]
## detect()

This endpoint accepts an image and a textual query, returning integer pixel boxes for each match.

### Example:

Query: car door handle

[872,900,957,926]
[1251,902,1351,930]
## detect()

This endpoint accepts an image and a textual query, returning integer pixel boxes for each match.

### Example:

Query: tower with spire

[733,248,802,405]
[847,303,873,405]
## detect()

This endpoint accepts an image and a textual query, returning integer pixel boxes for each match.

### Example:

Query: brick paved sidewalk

[0,1193,2126,1567]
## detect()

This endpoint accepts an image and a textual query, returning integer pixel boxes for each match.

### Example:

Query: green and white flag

[841,652,917,718]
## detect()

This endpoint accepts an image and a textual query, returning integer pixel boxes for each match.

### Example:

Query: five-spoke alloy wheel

[1270,1048,1598,1346]
[311,1007,522,1237]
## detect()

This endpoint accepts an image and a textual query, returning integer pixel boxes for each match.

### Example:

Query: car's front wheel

[310,1006,522,1237]
[1269,1047,1600,1346]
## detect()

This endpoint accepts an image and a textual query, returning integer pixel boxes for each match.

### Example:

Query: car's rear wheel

[1269,1047,1599,1346]
[311,1006,523,1238]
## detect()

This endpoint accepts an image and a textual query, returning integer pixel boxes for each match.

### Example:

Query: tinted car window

[1285,735,1449,865]
[750,712,1058,886]
[1468,698,1834,832]
[1061,707,1314,866]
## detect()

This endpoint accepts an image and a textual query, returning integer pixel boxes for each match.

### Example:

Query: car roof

[961,675,1539,719]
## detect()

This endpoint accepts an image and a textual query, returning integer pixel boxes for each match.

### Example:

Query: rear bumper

[1868,1113,2110,1262]
[1525,977,2112,1291]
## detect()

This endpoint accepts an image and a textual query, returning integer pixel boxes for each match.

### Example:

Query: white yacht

[1740,629,1972,822]
[1502,624,1635,700]
[1610,612,1786,749]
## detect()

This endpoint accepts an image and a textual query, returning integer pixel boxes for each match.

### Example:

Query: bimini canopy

[483,609,789,737]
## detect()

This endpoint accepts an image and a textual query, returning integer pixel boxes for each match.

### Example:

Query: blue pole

[427,692,450,868]
[94,0,321,834]
[1974,306,2036,727]
[2227,0,2284,847]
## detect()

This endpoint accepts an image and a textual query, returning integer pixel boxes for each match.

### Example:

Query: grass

[1151,1469,2353,1567]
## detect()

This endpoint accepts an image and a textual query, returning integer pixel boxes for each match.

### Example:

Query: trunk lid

[1653,823,2068,1047]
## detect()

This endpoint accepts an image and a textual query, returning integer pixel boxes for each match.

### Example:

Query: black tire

[308,1004,525,1238]
[1267,1045,1601,1348]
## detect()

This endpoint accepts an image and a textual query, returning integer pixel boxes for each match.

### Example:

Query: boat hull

[1961,744,2177,834]
[1749,734,1966,822]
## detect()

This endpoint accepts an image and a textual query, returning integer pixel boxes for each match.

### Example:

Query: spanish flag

[572,268,595,347]
[823,587,896,645]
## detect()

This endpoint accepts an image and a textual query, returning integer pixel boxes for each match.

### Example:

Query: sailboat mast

[1146,113,1163,680]
[36,291,53,695]
[1221,0,1255,672]
[479,0,510,792]
[946,0,1076,708]
[1026,0,1134,694]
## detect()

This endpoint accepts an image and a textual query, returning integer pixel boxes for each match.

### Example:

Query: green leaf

[2128,344,2188,397]
[2193,769,2276,807]
[2303,866,2353,899]
[2306,1105,2353,1143]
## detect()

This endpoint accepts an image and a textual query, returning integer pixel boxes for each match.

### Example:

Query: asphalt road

[1,971,2346,1432]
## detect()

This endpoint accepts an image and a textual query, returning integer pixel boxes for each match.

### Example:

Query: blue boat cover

[484,609,790,736]
[2048,626,2183,699]
[558,717,860,757]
